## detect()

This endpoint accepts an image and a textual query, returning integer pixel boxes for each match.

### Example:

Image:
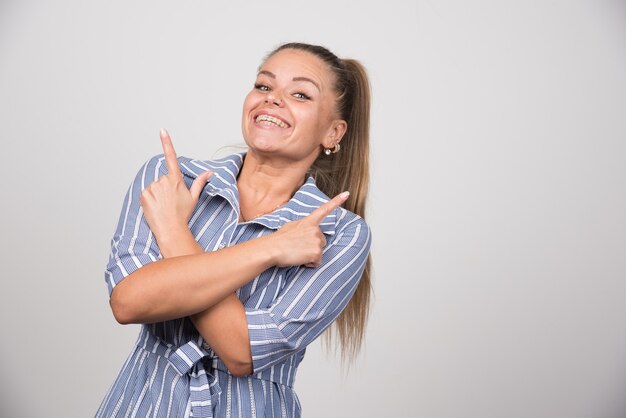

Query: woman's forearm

[151,228,253,376]
[190,294,252,376]
[110,189,342,326]
[109,229,277,324]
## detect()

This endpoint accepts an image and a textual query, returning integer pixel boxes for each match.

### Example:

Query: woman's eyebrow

[292,77,320,92]
[258,70,320,92]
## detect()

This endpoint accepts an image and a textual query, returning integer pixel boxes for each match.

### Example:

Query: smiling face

[241,49,347,166]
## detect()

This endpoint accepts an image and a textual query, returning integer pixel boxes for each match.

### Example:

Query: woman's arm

[109,132,345,325]
[245,216,371,374]
[109,192,343,325]
[157,229,253,377]
[109,185,345,377]
[106,132,348,378]
[109,229,276,324]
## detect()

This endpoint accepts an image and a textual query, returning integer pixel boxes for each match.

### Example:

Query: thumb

[189,170,213,201]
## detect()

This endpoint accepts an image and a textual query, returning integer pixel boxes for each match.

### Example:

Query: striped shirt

[96,152,372,418]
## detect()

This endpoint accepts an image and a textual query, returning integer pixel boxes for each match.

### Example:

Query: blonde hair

[264,43,373,365]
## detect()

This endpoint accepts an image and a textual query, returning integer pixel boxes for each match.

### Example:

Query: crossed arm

[138,228,256,377]
[107,130,352,377]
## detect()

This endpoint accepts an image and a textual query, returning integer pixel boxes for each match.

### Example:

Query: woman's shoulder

[335,207,371,237]
[298,176,370,237]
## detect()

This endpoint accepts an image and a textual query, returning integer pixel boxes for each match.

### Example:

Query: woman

[96,42,372,418]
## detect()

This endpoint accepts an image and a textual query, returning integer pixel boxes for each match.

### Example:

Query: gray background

[1,1,625,417]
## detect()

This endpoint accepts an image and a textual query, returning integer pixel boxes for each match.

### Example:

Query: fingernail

[205,170,213,180]
[340,191,350,199]
[160,128,169,137]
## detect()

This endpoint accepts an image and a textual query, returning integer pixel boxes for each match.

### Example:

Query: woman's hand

[139,128,213,247]
[267,191,350,268]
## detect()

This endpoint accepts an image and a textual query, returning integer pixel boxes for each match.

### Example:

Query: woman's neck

[236,152,310,220]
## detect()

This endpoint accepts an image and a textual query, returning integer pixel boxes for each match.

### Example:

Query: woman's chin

[245,138,282,154]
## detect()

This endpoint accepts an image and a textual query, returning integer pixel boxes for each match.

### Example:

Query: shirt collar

[176,152,337,235]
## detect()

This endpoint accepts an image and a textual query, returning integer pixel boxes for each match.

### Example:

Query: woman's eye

[293,92,311,100]
[254,83,270,92]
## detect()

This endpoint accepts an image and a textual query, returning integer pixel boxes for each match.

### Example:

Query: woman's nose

[265,90,284,107]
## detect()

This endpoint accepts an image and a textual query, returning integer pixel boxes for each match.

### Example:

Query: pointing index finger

[306,191,350,225]
[160,128,182,179]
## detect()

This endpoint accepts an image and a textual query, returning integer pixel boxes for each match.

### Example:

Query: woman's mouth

[254,114,290,128]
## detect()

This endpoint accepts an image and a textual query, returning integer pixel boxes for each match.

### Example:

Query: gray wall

[1,1,625,417]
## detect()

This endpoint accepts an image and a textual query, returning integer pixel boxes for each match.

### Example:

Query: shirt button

[218,242,226,249]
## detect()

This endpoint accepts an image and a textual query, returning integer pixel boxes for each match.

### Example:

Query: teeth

[255,114,289,128]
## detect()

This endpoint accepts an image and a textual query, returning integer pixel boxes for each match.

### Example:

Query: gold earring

[323,143,340,156]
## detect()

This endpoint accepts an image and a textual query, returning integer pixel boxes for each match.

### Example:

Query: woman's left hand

[139,128,213,243]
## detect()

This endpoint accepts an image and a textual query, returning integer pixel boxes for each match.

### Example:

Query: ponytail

[316,59,372,365]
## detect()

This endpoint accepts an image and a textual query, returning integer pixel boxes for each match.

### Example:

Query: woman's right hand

[140,129,212,253]
[267,191,350,268]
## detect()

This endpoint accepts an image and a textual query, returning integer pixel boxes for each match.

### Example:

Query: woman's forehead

[259,49,334,90]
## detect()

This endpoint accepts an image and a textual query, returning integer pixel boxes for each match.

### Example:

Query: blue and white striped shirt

[96,152,371,418]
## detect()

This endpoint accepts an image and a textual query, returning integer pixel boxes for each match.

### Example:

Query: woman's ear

[322,120,348,149]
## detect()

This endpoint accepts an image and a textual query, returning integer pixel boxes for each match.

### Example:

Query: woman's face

[241,49,346,164]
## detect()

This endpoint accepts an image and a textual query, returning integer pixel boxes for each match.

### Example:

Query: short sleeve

[104,155,166,296]
[244,216,372,373]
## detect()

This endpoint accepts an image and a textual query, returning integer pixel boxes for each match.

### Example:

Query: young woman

[96,42,372,418]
